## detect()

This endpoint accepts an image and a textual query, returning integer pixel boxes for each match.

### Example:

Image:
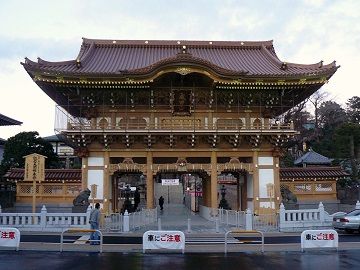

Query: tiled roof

[4,168,81,182]
[43,135,61,142]
[280,167,349,180]
[294,150,333,165]
[0,113,22,126]
[22,38,338,78]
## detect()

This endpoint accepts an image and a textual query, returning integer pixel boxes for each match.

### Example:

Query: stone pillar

[40,205,47,230]
[211,151,218,210]
[103,151,110,214]
[252,150,259,214]
[81,157,88,190]
[146,151,154,209]
[245,208,253,231]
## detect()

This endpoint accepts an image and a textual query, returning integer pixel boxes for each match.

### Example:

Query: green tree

[0,131,60,177]
[334,123,360,181]
[346,96,360,124]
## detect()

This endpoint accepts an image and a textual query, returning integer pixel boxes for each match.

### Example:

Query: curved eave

[21,59,340,84]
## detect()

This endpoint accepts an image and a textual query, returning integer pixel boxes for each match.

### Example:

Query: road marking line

[74,235,90,244]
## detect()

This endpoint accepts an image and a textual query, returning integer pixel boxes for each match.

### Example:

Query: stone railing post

[319,202,325,222]
[40,205,47,230]
[123,210,130,232]
[86,205,92,227]
[245,208,253,231]
[279,203,285,224]
[356,201,360,210]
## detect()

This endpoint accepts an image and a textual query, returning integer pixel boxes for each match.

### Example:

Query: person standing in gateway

[89,203,100,245]
[159,196,164,211]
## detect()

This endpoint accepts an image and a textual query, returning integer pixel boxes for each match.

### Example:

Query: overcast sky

[0,0,359,139]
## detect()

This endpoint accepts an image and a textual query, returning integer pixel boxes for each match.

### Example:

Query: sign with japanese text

[161,179,179,186]
[143,230,185,253]
[24,153,46,182]
[301,229,338,251]
[0,227,20,250]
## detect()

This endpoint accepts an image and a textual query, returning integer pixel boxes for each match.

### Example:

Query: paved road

[1,250,360,270]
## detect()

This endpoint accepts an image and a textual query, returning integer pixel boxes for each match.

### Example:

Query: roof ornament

[182,45,187,54]
[280,62,287,70]
[76,59,81,68]
[319,60,323,68]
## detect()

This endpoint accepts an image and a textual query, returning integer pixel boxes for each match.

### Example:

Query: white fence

[0,205,157,232]
[279,202,347,232]
[253,213,279,232]
[218,209,246,228]
[101,208,157,232]
[0,205,90,232]
[206,207,278,231]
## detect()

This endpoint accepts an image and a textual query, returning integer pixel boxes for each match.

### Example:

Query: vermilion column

[81,157,88,190]
[252,150,259,214]
[103,151,110,214]
[146,151,154,209]
[211,151,218,210]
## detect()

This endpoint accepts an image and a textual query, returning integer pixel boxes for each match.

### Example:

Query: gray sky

[0,0,359,139]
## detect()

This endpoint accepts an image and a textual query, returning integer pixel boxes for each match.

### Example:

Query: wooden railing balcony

[55,105,295,135]
[56,118,295,135]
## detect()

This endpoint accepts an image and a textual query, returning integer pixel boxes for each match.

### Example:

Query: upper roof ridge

[81,37,274,48]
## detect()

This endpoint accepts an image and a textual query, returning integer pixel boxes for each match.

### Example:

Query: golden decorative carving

[175,67,192,75]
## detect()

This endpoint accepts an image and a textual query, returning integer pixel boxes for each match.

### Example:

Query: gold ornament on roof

[175,67,192,75]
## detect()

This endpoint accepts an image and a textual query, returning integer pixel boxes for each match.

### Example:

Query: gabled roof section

[4,168,81,182]
[0,113,22,126]
[22,38,338,79]
[43,135,62,142]
[280,166,349,180]
[294,149,333,166]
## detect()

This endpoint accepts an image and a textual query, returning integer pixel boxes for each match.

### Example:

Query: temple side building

[22,38,338,215]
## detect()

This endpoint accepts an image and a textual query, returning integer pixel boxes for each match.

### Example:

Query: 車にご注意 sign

[143,230,185,253]
[301,229,338,251]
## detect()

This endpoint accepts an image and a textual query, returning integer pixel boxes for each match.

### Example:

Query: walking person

[158,196,164,211]
[89,203,100,245]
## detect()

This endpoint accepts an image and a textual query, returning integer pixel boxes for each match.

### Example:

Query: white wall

[88,157,104,166]
[258,157,273,166]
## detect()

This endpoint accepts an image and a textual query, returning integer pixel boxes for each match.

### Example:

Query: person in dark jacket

[158,196,164,211]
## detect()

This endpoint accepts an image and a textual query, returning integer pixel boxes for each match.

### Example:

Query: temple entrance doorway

[112,172,146,213]
[218,170,249,211]
[154,172,184,206]
[154,171,205,213]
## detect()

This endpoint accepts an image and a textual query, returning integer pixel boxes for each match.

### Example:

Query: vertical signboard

[24,153,46,214]
[24,153,46,182]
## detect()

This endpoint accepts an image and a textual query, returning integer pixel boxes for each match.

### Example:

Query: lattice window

[43,185,63,195]
[294,184,311,193]
[315,183,333,192]
[19,185,31,194]
[67,186,82,196]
